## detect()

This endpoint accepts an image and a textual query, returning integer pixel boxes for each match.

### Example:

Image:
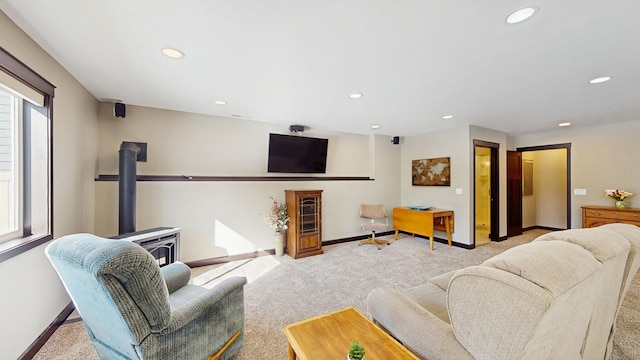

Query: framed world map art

[412,157,450,186]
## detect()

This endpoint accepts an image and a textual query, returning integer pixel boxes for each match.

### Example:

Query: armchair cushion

[46,233,246,360]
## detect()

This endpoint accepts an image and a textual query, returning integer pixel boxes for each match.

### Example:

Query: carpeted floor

[33,230,639,359]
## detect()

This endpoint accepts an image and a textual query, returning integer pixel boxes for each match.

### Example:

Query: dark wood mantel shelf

[96,174,372,182]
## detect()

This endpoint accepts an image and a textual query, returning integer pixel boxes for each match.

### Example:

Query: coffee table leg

[288,343,296,360]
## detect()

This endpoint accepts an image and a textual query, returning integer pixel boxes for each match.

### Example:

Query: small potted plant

[348,340,365,360]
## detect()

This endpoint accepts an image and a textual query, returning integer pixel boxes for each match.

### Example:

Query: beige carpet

[33,230,639,359]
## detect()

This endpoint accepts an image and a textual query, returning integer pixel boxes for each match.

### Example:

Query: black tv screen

[267,133,328,173]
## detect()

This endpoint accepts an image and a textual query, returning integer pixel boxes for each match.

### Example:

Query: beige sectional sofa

[367,223,640,360]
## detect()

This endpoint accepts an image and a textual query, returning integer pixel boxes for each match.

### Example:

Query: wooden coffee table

[282,307,419,360]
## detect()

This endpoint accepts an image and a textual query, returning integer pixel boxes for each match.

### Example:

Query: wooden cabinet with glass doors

[285,190,323,259]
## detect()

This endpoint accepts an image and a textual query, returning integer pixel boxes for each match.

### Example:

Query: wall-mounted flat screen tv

[267,133,328,173]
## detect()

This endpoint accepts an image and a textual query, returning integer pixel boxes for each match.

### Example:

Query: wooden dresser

[581,206,640,228]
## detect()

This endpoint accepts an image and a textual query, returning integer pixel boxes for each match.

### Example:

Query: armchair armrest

[166,276,247,331]
[367,287,473,360]
[161,262,192,294]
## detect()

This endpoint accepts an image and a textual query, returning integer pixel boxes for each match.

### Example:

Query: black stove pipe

[119,142,140,235]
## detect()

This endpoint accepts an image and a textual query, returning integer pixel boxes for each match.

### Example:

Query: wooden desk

[393,207,454,251]
[282,307,419,360]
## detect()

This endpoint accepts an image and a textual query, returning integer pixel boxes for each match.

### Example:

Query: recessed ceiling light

[442,115,454,120]
[349,93,363,99]
[214,100,227,105]
[558,122,571,127]
[589,76,611,84]
[506,7,536,24]
[371,124,380,129]
[161,48,185,59]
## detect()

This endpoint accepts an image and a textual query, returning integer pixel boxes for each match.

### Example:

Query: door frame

[473,140,499,245]
[515,143,572,230]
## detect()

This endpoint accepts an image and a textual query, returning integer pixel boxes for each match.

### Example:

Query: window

[0,89,20,241]
[0,46,54,262]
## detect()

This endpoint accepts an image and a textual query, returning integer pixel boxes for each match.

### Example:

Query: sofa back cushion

[533,226,635,359]
[597,223,640,357]
[596,224,640,305]
[447,240,610,360]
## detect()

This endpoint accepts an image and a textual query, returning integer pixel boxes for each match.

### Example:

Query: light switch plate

[456,188,463,195]
[574,188,587,196]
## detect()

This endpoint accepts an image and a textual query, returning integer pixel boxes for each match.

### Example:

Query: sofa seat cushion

[400,283,450,323]
[428,269,456,291]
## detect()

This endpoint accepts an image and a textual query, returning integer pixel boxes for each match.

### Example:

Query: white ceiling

[2,0,639,136]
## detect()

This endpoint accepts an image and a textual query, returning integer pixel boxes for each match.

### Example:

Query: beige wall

[0,11,99,359]
[94,103,401,261]
[400,126,472,245]
[521,149,567,229]
[533,149,567,228]
[511,120,640,228]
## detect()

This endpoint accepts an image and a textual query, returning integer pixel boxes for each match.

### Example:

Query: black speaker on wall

[114,102,126,118]
[391,136,400,145]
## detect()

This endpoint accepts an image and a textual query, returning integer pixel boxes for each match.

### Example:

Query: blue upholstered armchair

[45,233,246,360]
